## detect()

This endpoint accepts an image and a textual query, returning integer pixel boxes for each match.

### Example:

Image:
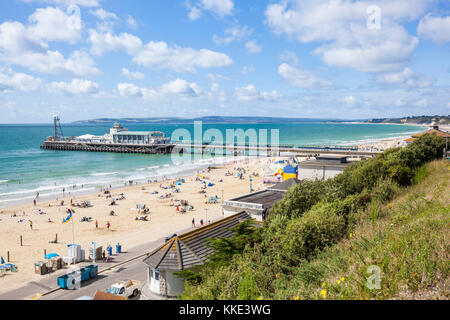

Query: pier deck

[41,140,380,157]
[41,140,175,154]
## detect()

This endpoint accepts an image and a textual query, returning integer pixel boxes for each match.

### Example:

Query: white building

[141,211,253,299]
[75,122,171,145]
[298,155,356,180]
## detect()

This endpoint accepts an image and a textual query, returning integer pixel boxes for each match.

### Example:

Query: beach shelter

[282,164,298,181]
[45,253,60,260]
[208,182,214,187]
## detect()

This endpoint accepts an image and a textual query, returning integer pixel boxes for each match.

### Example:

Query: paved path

[0,225,196,300]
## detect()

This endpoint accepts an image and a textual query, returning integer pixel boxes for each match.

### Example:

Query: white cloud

[280,51,299,66]
[122,68,145,80]
[160,78,202,96]
[88,29,143,56]
[0,13,99,76]
[20,0,101,7]
[213,25,253,45]
[201,0,234,17]
[278,63,332,89]
[133,41,233,73]
[241,65,255,75]
[344,95,356,105]
[117,79,203,100]
[89,8,117,20]
[417,14,450,44]
[49,78,99,94]
[188,7,202,21]
[127,15,138,28]
[414,98,428,107]
[235,84,282,102]
[206,73,229,81]
[117,82,143,98]
[375,68,433,88]
[395,99,407,107]
[245,40,262,54]
[28,6,82,44]
[265,0,427,73]
[0,70,42,92]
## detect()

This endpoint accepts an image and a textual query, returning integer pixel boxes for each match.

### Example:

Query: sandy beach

[0,158,267,294]
[357,124,449,151]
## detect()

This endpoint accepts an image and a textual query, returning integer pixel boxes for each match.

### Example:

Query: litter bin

[107,246,113,256]
[116,244,122,254]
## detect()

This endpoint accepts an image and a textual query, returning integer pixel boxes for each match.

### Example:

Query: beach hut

[141,212,253,298]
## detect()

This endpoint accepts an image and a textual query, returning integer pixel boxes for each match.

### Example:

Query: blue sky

[0,0,449,123]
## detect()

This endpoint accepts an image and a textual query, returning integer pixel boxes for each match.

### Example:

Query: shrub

[270,179,325,219]
[371,179,400,203]
[279,202,347,265]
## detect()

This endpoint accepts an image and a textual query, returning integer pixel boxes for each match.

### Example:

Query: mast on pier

[52,115,64,141]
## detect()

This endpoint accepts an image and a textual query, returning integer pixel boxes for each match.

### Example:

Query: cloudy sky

[0,0,449,123]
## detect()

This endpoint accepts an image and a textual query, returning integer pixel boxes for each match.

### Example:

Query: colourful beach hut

[282,164,298,181]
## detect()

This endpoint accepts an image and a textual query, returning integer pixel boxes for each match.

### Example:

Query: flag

[63,211,72,224]
[0,257,4,264]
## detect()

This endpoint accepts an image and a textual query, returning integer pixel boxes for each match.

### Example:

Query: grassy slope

[274,160,449,300]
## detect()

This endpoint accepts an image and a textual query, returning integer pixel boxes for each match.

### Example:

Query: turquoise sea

[0,122,425,208]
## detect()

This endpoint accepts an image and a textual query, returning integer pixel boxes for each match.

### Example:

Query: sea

[0,122,426,209]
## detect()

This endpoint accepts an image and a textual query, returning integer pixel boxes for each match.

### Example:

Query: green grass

[272,160,449,300]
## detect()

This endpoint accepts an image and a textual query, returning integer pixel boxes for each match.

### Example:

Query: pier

[40,117,380,157]
[174,142,381,158]
[40,140,380,157]
[41,140,175,154]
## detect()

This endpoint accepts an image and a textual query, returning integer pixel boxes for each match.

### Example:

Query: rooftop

[142,211,253,271]
[267,178,301,192]
[299,159,354,168]
[411,128,450,139]
[114,131,166,136]
[228,189,285,209]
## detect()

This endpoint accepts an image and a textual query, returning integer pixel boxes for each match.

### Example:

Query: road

[0,226,194,300]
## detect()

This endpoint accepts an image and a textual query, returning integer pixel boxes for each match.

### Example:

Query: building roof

[142,211,253,271]
[227,190,285,209]
[316,155,348,162]
[299,159,353,168]
[267,178,301,191]
[410,128,450,139]
[114,131,164,136]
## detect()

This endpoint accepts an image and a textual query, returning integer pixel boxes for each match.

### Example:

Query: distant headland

[71,115,449,125]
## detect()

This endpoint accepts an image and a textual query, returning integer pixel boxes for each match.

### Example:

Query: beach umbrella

[45,253,60,259]
[0,257,4,264]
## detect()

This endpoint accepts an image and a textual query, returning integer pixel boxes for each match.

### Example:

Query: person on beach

[106,221,110,231]
[29,220,33,230]
[95,220,98,229]
[200,219,204,226]
[192,218,195,227]
[33,199,36,206]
